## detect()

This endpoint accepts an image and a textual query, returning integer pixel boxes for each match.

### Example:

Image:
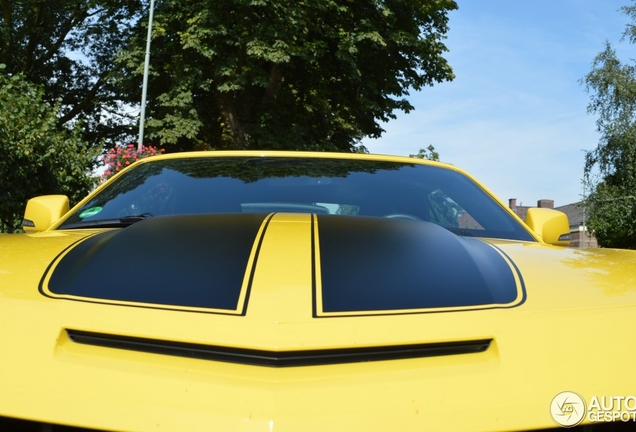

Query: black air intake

[67,329,491,367]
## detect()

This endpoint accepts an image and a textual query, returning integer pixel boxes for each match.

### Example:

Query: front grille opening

[67,329,491,367]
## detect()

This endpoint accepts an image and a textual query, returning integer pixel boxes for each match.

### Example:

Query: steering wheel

[382,213,421,221]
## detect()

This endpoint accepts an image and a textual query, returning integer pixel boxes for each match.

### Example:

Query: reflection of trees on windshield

[104,164,167,201]
[64,157,408,225]
[59,156,531,241]
[163,157,407,183]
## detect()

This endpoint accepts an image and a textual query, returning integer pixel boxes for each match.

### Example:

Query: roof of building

[555,201,586,227]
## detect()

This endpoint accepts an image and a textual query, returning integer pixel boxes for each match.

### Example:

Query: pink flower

[101,144,165,182]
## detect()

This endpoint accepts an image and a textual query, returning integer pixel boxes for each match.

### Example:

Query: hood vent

[67,329,491,367]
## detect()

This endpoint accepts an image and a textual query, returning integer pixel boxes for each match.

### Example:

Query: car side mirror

[22,195,70,233]
[524,207,571,247]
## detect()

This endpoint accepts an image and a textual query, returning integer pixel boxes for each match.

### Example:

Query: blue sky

[363,0,636,208]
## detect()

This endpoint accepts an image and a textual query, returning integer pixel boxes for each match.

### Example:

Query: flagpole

[137,0,155,151]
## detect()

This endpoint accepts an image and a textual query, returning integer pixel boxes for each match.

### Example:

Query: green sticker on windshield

[79,207,103,219]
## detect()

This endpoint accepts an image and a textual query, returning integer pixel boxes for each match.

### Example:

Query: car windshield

[59,156,534,241]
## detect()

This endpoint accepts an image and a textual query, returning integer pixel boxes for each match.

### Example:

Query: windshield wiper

[60,213,153,230]
[119,213,154,224]
[444,227,475,237]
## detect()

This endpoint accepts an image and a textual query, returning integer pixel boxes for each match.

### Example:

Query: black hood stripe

[40,214,273,314]
[313,215,525,317]
[40,213,524,317]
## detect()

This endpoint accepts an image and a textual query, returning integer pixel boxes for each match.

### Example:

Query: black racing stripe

[67,329,492,367]
[316,215,522,313]
[311,213,318,317]
[45,214,268,312]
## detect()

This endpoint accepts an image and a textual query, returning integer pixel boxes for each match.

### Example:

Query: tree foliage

[582,5,636,249]
[0,69,98,233]
[409,144,440,161]
[0,0,458,231]
[117,0,457,152]
[0,0,142,146]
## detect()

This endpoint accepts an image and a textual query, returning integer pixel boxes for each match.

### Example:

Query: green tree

[582,2,636,249]
[409,144,440,161]
[0,0,142,146]
[0,69,98,233]
[116,0,457,152]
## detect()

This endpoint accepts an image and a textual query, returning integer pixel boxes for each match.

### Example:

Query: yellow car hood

[1,213,636,431]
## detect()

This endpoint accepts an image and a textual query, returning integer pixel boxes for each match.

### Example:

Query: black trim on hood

[67,329,492,367]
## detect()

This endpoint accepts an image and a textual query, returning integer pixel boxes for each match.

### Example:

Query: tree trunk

[217,93,249,149]
[1,216,15,234]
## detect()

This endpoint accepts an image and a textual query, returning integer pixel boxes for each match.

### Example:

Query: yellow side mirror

[22,195,70,233]
[525,207,571,247]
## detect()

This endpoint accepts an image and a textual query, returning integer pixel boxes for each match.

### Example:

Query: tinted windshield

[59,157,534,241]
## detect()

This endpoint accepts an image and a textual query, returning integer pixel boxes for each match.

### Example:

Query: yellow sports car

[2,151,636,431]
